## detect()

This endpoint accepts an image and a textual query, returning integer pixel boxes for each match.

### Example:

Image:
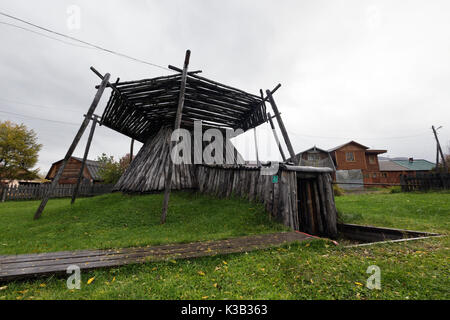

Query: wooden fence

[400,173,449,192]
[0,183,114,202]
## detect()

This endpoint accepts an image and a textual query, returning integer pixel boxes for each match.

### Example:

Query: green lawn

[335,191,450,234]
[0,191,448,300]
[0,192,285,255]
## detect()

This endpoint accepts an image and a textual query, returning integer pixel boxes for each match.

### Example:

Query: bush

[333,184,345,196]
[97,153,131,184]
[389,186,402,194]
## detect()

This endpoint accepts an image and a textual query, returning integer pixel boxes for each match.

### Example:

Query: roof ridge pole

[265,89,296,161]
[71,115,99,205]
[160,49,191,224]
[33,71,111,220]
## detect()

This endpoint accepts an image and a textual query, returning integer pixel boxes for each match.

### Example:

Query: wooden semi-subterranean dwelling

[33,50,338,238]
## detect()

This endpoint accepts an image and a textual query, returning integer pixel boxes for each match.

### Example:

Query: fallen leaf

[39,283,46,288]
[355,282,363,286]
[222,261,228,265]
[0,286,7,291]
[198,271,205,276]
[87,277,95,285]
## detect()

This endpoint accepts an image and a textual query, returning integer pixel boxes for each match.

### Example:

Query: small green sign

[272,175,279,183]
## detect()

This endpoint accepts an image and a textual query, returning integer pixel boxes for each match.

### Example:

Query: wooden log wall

[114,127,197,193]
[114,126,244,193]
[196,165,338,238]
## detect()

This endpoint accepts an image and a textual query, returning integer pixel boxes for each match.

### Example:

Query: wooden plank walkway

[0,232,311,282]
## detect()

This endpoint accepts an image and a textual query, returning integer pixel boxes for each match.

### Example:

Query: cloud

[0,0,449,174]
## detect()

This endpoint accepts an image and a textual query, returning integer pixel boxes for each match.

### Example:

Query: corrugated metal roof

[392,159,435,171]
[379,160,411,172]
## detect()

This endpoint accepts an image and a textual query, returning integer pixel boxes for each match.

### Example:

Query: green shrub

[389,186,402,194]
[333,184,345,196]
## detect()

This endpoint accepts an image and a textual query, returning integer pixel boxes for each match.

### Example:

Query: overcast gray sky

[1,0,449,175]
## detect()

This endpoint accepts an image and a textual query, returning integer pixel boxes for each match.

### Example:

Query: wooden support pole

[253,127,260,166]
[267,112,287,162]
[265,90,296,160]
[432,125,447,172]
[33,72,111,220]
[160,50,191,224]
[130,138,135,163]
[71,115,99,205]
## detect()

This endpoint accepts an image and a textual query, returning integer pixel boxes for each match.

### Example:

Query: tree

[0,120,42,180]
[96,153,130,184]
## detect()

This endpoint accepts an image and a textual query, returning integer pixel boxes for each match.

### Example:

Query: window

[369,155,376,164]
[308,153,320,161]
[345,152,355,162]
[372,173,377,178]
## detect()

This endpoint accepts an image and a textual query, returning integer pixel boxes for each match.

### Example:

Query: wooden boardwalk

[0,232,311,282]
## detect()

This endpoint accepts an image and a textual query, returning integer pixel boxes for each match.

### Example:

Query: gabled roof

[72,157,103,180]
[392,159,435,171]
[297,146,330,155]
[328,141,369,152]
[290,146,336,171]
[379,160,412,172]
[46,156,104,181]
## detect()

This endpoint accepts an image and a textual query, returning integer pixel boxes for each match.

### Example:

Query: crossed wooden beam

[33,50,296,222]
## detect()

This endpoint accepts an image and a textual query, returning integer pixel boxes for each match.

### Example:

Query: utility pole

[432,125,447,172]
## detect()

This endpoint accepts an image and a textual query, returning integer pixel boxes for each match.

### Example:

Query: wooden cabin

[328,141,386,185]
[46,156,103,185]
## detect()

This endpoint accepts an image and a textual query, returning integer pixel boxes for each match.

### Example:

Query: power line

[0,109,79,126]
[0,97,80,112]
[0,11,172,72]
[0,21,93,49]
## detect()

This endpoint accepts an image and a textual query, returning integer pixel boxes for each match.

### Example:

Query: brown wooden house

[379,158,435,184]
[46,156,103,185]
[328,141,386,185]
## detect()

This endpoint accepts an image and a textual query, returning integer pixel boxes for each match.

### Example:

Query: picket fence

[0,183,114,201]
[400,173,449,192]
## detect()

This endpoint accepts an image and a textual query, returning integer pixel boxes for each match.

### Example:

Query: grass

[0,191,449,300]
[0,192,285,255]
[335,191,450,234]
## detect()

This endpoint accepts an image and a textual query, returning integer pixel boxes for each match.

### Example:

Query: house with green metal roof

[392,158,435,171]
[378,157,435,184]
